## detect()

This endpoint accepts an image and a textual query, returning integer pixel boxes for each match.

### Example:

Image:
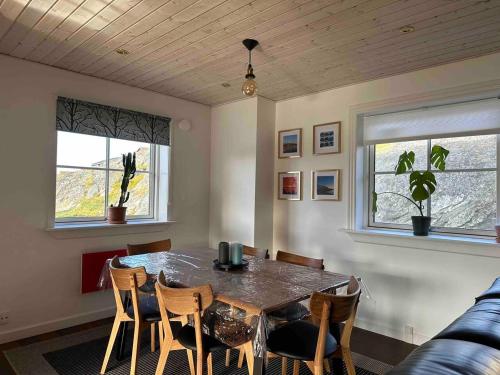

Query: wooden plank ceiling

[1,0,499,105]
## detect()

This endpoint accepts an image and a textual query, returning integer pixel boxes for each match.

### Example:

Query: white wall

[274,52,500,343]
[210,96,276,250]
[0,54,211,343]
[210,98,258,248]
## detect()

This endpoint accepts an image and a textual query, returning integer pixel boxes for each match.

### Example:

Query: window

[369,134,497,235]
[55,131,158,222]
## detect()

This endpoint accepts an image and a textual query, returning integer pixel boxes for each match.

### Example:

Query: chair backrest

[156,271,214,351]
[276,250,324,270]
[243,245,270,259]
[109,256,148,291]
[127,239,172,256]
[108,256,148,320]
[310,276,361,348]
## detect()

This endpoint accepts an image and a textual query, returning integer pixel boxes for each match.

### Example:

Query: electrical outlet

[0,311,9,325]
[404,325,414,344]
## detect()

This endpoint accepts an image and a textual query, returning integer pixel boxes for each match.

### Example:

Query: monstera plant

[372,145,449,236]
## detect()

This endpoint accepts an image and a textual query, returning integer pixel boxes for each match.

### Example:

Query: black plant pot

[411,216,431,236]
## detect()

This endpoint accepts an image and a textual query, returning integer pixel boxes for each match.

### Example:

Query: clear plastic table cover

[97,248,361,359]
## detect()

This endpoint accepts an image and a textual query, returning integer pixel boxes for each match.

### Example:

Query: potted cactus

[108,152,136,224]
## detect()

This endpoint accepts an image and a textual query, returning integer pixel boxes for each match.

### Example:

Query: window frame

[367,135,498,237]
[55,134,157,223]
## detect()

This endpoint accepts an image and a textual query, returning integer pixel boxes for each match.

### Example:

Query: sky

[56,131,148,167]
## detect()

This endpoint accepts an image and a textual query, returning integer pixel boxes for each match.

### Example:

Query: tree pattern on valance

[56,97,171,145]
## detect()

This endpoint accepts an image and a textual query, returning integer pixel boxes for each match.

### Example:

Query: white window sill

[46,220,176,239]
[343,228,500,258]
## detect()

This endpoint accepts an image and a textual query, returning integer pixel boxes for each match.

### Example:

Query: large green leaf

[430,145,449,171]
[395,151,415,175]
[372,191,378,213]
[409,171,437,201]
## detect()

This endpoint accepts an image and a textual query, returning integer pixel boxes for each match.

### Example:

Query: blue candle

[230,242,243,265]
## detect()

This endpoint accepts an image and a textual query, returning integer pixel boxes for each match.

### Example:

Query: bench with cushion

[388,278,500,375]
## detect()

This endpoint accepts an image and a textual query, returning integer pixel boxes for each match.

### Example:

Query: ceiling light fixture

[242,39,259,97]
[399,25,415,33]
[115,48,130,55]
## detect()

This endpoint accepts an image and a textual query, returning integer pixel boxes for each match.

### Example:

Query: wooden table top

[119,247,351,313]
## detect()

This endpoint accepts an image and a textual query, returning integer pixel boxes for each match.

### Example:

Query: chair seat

[268,302,310,321]
[267,320,337,361]
[126,295,161,322]
[177,325,229,353]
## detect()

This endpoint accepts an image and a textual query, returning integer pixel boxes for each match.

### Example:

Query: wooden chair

[126,238,171,345]
[101,256,163,375]
[267,276,361,375]
[269,250,325,323]
[127,239,172,256]
[155,271,229,375]
[276,250,324,270]
[242,245,270,259]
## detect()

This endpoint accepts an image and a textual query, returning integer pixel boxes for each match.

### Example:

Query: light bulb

[242,78,257,96]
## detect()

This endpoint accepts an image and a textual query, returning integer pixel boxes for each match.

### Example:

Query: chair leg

[196,350,204,375]
[155,339,172,375]
[100,316,121,374]
[151,323,156,352]
[130,322,142,375]
[293,360,300,375]
[281,357,287,375]
[225,349,231,367]
[237,347,245,368]
[207,353,213,375]
[342,348,356,375]
[186,350,196,375]
[158,322,164,346]
[243,341,254,375]
[305,361,315,373]
[324,358,331,373]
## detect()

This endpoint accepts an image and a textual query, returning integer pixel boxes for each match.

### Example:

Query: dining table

[101,247,352,375]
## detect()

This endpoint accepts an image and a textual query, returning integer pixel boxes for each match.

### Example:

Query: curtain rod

[364,94,500,119]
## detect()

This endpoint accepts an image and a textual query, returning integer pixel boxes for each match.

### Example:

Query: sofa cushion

[387,339,500,375]
[433,299,500,350]
[476,277,500,302]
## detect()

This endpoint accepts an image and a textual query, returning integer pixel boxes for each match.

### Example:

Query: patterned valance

[56,97,171,145]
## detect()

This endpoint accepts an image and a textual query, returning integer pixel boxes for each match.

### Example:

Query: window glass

[374,174,422,225]
[431,135,496,170]
[432,171,496,230]
[108,171,151,216]
[55,168,106,218]
[56,133,156,222]
[57,132,106,168]
[375,140,427,172]
[371,135,497,234]
[109,138,150,171]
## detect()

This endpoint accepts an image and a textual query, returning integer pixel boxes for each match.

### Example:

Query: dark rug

[41,329,379,375]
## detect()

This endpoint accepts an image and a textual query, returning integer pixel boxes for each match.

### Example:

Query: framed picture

[278,171,302,200]
[278,128,302,158]
[311,169,340,201]
[313,121,341,155]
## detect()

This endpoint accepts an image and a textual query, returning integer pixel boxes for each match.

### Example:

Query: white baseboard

[0,307,115,345]
[355,318,430,346]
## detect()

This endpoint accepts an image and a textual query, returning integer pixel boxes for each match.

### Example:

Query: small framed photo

[312,169,340,201]
[278,171,302,200]
[278,128,302,158]
[313,121,341,155]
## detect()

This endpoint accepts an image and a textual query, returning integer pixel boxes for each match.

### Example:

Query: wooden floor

[0,318,416,374]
